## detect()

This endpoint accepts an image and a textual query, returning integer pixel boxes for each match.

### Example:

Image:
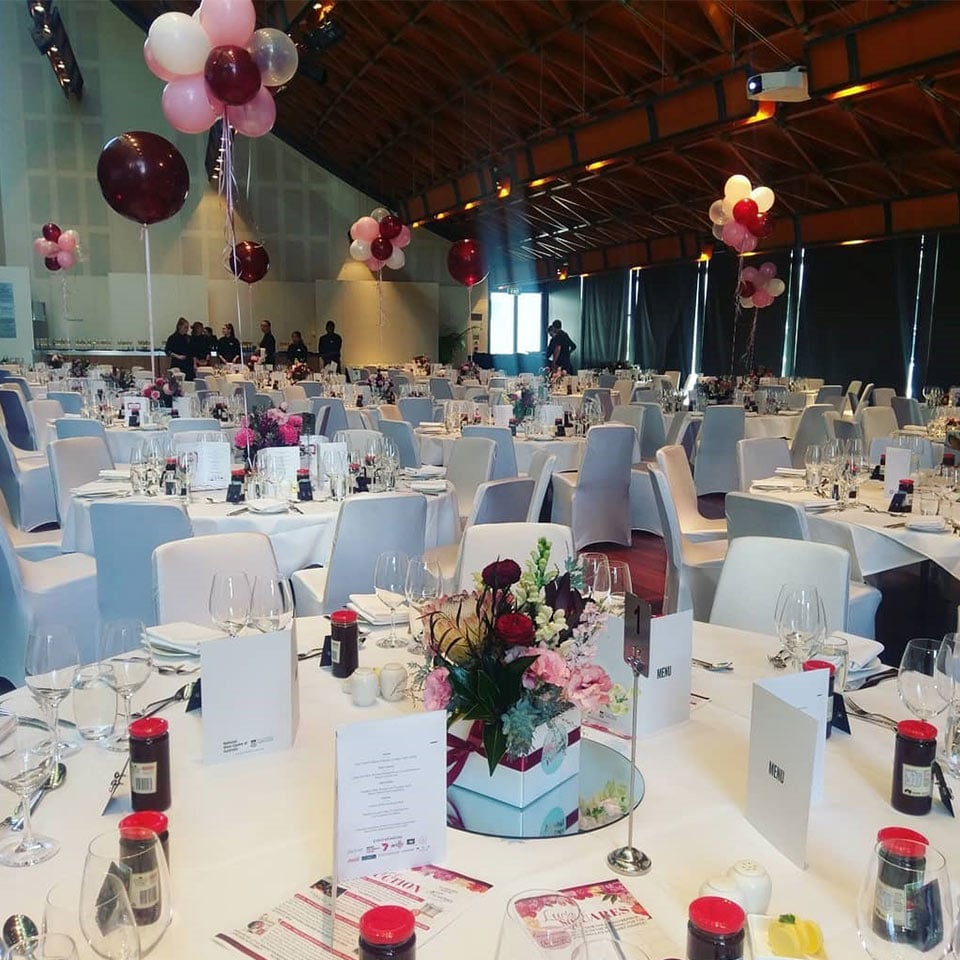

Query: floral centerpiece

[413,354,431,375]
[47,354,64,370]
[419,540,626,796]
[457,360,481,384]
[69,358,90,378]
[509,386,536,423]
[366,372,396,404]
[141,372,182,408]
[545,366,566,391]
[698,375,735,405]
[245,352,261,371]
[104,366,135,391]
[288,361,311,383]
[233,403,302,460]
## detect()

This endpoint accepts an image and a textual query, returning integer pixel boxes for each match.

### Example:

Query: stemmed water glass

[936,635,960,776]
[580,553,611,604]
[374,551,409,649]
[405,557,442,652]
[607,560,633,617]
[898,638,952,722]
[47,876,141,960]
[249,576,294,633]
[98,620,151,753]
[804,444,823,493]
[25,626,80,761]
[0,709,59,867]
[209,572,252,636]
[775,584,825,671]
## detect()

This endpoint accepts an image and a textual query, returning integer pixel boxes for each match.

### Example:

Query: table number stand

[607,592,652,877]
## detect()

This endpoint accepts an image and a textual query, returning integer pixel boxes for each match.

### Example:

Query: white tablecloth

[100,425,242,464]
[3,618,953,960]
[417,432,586,473]
[61,484,459,575]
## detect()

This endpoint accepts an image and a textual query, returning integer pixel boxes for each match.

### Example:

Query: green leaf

[483,721,507,775]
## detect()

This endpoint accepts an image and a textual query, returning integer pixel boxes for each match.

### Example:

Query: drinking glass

[98,620,151,752]
[607,560,633,617]
[775,584,825,671]
[374,550,409,649]
[898,638,951,722]
[0,710,58,866]
[804,444,823,492]
[816,634,850,693]
[856,838,952,959]
[25,626,80,761]
[209,572,252,636]
[7,935,78,960]
[405,557,442,652]
[176,449,197,501]
[249,576,294,633]
[72,664,117,742]
[83,829,171,955]
[494,890,586,960]
[74,872,141,960]
[580,553,611,604]
[936,635,960,777]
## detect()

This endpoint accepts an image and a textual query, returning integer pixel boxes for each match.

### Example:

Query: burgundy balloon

[447,238,487,287]
[370,237,393,261]
[732,198,758,226]
[750,211,773,238]
[42,223,61,243]
[228,241,270,284]
[204,45,261,106]
[97,131,189,226]
[44,256,61,272]
[738,280,756,298]
[378,215,402,241]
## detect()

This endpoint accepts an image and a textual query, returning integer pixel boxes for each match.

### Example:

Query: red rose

[495,613,535,645]
[482,559,522,589]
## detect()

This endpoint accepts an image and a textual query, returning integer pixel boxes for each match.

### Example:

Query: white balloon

[349,239,371,261]
[724,174,752,203]
[722,198,735,219]
[768,278,786,297]
[708,199,728,226]
[192,6,202,21]
[712,223,725,240]
[750,185,775,213]
[739,296,754,309]
[370,207,390,223]
[385,247,406,270]
[148,12,211,78]
[248,28,299,88]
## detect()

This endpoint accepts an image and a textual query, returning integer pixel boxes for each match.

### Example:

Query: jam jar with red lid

[687,896,745,959]
[120,811,169,864]
[892,719,937,815]
[129,717,171,811]
[330,609,359,679]
[359,905,416,960]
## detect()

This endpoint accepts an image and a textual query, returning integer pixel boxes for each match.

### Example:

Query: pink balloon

[740,266,760,285]
[200,0,256,48]
[364,257,383,272]
[57,230,78,252]
[162,76,220,134]
[395,224,412,249]
[56,250,76,270]
[740,233,758,253]
[40,239,59,257]
[353,216,380,244]
[759,262,777,280]
[721,221,747,248]
[226,87,275,137]
[143,38,183,82]
[33,237,48,257]
[752,288,774,308]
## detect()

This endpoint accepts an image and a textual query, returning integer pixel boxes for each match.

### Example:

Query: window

[488,291,543,354]
[516,293,542,353]
[489,292,515,354]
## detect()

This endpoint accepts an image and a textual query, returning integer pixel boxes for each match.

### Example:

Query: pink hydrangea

[233,426,256,448]
[523,648,570,690]
[288,414,302,429]
[423,667,452,711]
[277,422,300,445]
[563,664,612,713]
[150,390,160,401]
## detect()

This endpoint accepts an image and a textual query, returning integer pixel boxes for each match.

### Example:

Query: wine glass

[607,560,633,617]
[98,620,151,753]
[580,553,611,604]
[857,837,953,959]
[47,876,141,960]
[0,709,58,867]
[898,638,951,722]
[249,576,294,633]
[7,935,78,960]
[374,551,409,649]
[804,443,823,493]
[775,584,825,671]
[405,557,442,652]
[25,626,80,762]
[83,829,171,955]
[209,572,252,636]
[176,449,196,501]
[494,890,586,960]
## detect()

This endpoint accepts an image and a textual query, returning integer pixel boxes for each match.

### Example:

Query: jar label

[131,761,158,795]
[902,762,933,798]
[129,868,160,909]
[331,639,341,664]
[875,878,924,930]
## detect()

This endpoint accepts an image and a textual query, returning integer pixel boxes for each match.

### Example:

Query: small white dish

[246,498,288,514]
[905,516,949,533]
[747,914,826,960]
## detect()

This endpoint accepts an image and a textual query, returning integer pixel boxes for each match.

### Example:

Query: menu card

[883,446,912,496]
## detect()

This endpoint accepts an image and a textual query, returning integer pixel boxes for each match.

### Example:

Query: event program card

[335,711,447,883]
[746,670,828,868]
[884,446,912,496]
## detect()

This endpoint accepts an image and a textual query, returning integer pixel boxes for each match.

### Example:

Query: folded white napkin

[408,479,448,494]
[751,480,800,491]
[71,481,131,498]
[402,465,446,479]
[143,621,226,656]
[348,594,410,625]
[803,500,836,511]
[246,497,288,514]
[828,632,885,672]
[418,421,444,428]
[774,466,806,477]
[99,468,131,481]
[905,516,949,532]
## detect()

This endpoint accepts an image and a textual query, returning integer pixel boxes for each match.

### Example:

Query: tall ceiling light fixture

[27,0,83,100]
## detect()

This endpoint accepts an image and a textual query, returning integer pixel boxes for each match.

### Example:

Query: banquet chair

[345,408,365,429]
[693,405,745,495]
[859,406,900,453]
[54,418,108,443]
[362,407,382,428]
[0,489,61,554]
[300,382,323,398]
[0,425,57,531]
[610,405,645,464]
[736,437,791,491]
[336,429,382,450]
[253,393,274,412]
[656,445,727,539]
[709,536,854,636]
[153,532,279,626]
[551,424,634,550]
[782,391,807,411]
[430,378,454,400]
[664,370,682,390]
[47,391,83,415]
[91,500,192,625]
[233,382,256,409]
[664,410,692,449]
[398,397,434,428]
[648,463,725,618]
[833,418,863,443]
[891,397,924,428]
[446,436,497,524]
[461,426,517,479]
[7,377,33,402]
[0,518,98,684]
[168,418,219,434]
[48,436,115,523]
[814,385,844,411]
[282,385,307,403]
[845,379,863,415]
[872,387,896,407]
[311,397,349,438]
[454,522,575,593]
[377,419,420,468]
[635,402,667,461]
[0,387,36,450]
[598,374,617,389]
[488,377,507,390]
[822,410,840,441]
[583,388,614,421]
[789,404,832,468]
[27,399,64,452]
[378,404,401,421]
[290,492,427,616]
[632,388,658,404]
[525,449,557,522]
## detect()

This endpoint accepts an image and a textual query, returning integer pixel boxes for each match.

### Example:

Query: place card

[177,440,231,490]
[746,670,828,868]
[200,625,300,764]
[334,711,446,883]
[883,445,913,496]
[258,445,300,485]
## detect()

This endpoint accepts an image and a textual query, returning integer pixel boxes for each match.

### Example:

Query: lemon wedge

[768,914,824,957]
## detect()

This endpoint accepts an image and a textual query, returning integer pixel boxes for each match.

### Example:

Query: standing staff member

[164,317,195,381]
[318,320,343,372]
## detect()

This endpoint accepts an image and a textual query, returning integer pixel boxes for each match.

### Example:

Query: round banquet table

[416,431,586,473]
[100,425,241,464]
[61,483,460,575]
[2,617,956,960]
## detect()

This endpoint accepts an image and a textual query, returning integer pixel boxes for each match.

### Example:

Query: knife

[227,507,249,516]
[854,667,899,690]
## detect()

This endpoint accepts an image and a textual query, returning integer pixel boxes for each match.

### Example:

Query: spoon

[7,762,67,832]
[2,914,38,949]
[135,681,196,719]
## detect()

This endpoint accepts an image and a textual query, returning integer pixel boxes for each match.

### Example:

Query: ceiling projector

[746,65,809,102]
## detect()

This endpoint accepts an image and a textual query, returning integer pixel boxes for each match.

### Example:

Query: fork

[844,697,898,731]
[692,657,734,672]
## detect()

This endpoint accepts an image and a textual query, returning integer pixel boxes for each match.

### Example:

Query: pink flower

[563,664,612,713]
[288,415,302,429]
[423,667,452,711]
[150,390,161,400]
[277,422,299,445]
[524,648,570,690]
[233,426,256,448]
[162,383,172,395]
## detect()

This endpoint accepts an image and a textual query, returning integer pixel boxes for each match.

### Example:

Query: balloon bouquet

[348,207,413,332]
[33,223,81,273]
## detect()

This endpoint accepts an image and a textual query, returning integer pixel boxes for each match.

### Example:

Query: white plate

[143,621,227,656]
[246,498,288,514]
[408,480,447,495]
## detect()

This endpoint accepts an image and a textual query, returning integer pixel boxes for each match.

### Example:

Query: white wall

[0,266,35,362]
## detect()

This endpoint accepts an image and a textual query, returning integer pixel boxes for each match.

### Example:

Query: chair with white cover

[290,492,427,616]
[91,500,192,625]
[551,424,633,549]
[378,404,401,421]
[7,377,33,401]
[736,437,791,491]
[859,406,899,452]
[447,436,497,524]
[48,436,115,523]
[430,378,454,400]
[664,370,682,390]
[0,387,35,450]
[336,428,383,449]
[789,404,832,467]
[833,418,863,443]
[300,382,323,398]
[311,397,349,438]
[815,385,844,411]
[872,387,896,407]
[869,435,936,470]
[454,522,575,593]
[46,391,83,415]
[822,410,840,441]
[891,397,923,428]
[610,405,644,463]
[598,374,617,389]
[845,379,863,415]
[27,399,64,452]
[632,388,658,404]
[664,410,691,448]
[0,489,60,554]
[635,403,667,461]
[252,393,274,412]
[709,536,853,636]
[583,388,614,421]
[0,518,98,683]
[233,381,257,409]
[648,462,725,618]
[344,408,364,430]
[656,444,726,539]
[168,418,220,435]
[378,419,420,468]
[693,405,745,495]
[0,425,56,531]
[525,449,557,522]
[398,397,434,428]
[461,425,517,479]
[282,385,307,403]
[362,406,382,429]
[857,383,875,410]
[54,418,108,443]
[153,532,279,627]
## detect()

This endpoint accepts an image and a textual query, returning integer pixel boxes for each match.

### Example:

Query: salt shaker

[380,663,408,702]
[726,859,772,914]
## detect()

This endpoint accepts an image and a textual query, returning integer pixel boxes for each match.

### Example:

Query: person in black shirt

[549,319,576,375]
[164,317,195,381]
[259,320,277,365]
[190,321,210,365]
[218,323,242,364]
[317,320,342,372]
[287,330,310,363]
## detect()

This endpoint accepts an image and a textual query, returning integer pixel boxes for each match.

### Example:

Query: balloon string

[743,307,758,373]
[377,267,384,352]
[142,226,157,380]
[219,114,244,365]
[60,275,69,327]
[730,253,745,375]
[466,286,473,357]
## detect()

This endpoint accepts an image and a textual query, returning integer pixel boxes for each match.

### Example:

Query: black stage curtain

[633,262,697,377]
[581,271,628,367]
[919,233,960,389]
